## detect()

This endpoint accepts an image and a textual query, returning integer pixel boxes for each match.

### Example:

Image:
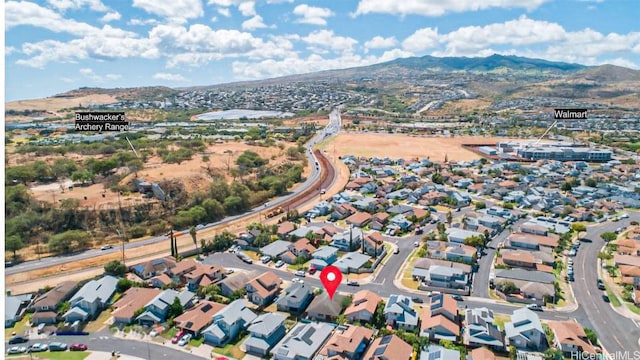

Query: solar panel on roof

[373,345,387,356]
[380,335,392,345]
[185,321,193,328]
[429,350,441,360]
[302,327,316,345]
[202,304,212,312]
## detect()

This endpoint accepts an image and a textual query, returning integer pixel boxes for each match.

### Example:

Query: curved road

[7,110,342,277]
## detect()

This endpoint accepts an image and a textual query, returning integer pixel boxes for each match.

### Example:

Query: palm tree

[189,226,199,256]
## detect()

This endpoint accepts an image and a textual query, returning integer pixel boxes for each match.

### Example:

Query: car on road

[412,297,424,303]
[597,279,606,290]
[413,241,420,247]
[196,224,205,230]
[275,260,285,268]
[569,249,577,257]
[308,265,317,275]
[320,189,326,194]
[620,213,629,219]
[101,244,113,250]
[49,342,68,351]
[393,247,399,254]
[451,294,464,301]
[28,343,48,352]
[172,330,186,344]
[8,335,28,344]
[602,294,610,303]
[526,304,543,311]
[178,334,192,346]
[567,274,575,282]
[226,269,234,275]
[347,280,359,286]
[242,257,253,264]
[615,227,623,233]
[69,343,87,351]
[7,346,27,354]
[292,277,304,284]
[295,270,306,277]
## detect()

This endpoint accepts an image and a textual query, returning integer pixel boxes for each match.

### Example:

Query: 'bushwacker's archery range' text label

[75,112,129,132]
[554,108,588,119]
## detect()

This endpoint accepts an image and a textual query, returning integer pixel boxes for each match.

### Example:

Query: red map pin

[320,265,342,300]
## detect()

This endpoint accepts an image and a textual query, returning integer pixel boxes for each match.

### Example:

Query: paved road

[472,218,528,298]
[569,214,640,354]
[7,110,342,276]
[5,330,204,360]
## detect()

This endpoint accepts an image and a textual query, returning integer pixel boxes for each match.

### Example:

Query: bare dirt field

[332,133,515,162]
[6,94,118,119]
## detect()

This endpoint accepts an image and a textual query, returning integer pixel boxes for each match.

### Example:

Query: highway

[6,109,342,277]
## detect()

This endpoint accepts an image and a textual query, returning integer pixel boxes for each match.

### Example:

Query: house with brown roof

[317,324,374,360]
[344,290,382,323]
[111,287,162,325]
[220,271,257,297]
[148,273,172,288]
[363,232,385,256]
[419,293,460,342]
[175,300,226,337]
[362,334,413,360]
[184,263,226,291]
[467,347,495,360]
[30,281,78,325]
[246,271,282,307]
[505,232,559,251]
[546,320,597,356]
[346,212,373,228]
[289,238,316,259]
[277,221,297,239]
[304,293,347,322]
[168,259,198,285]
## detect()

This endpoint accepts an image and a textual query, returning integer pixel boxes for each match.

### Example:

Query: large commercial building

[516,146,611,162]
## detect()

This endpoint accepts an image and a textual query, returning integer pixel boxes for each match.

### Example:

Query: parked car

[413,241,420,247]
[178,334,192,346]
[393,247,399,254]
[526,304,543,311]
[347,280,359,286]
[602,294,610,303]
[243,257,253,264]
[412,297,424,303]
[7,346,27,354]
[49,342,68,351]
[172,330,186,344]
[260,255,271,264]
[308,266,317,275]
[28,343,48,352]
[569,249,577,257]
[226,269,234,275]
[597,279,606,290]
[8,335,28,344]
[275,260,285,268]
[69,343,88,351]
[451,294,464,301]
[295,270,306,277]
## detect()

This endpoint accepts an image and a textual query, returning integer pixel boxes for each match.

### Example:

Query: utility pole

[116,191,127,265]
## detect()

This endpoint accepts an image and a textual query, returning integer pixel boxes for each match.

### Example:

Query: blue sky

[5,0,640,101]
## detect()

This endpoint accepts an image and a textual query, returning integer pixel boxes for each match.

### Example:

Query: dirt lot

[5,94,118,121]
[332,133,515,162]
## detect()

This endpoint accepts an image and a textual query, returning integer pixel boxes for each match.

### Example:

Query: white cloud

[128,18,158,26]
[602,58,638,69]
[210,16,218,22]
[6,46,18,55]
[100,11,121,23]
[218,7,231,17]
[353,0,550,17]
[301,30,358,53]
[153,72,188,81]
[402,27,440,52]
[79,68,121,82]
[132,0,204,23]
[378,48,414,62]
[238,1,256,16]
[293,4,334,26]
[364,36,397,52]
[266,0,293,3]
[46,0,108,12]
[242,15,269,30]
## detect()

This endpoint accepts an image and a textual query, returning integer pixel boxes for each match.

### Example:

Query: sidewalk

[111,330,215,359]
[85,351,145,360]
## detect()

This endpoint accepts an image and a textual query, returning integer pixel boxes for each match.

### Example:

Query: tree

[189,226,199,256]
[431,173,444,185]
[600,232,617,242]
[509,345,517,360]
[167,297,184,320]
[48,230,91,254]
[446,211,453,226]
[340,294,353,308]
[584,328,598,346]
[117,278,133,292]
[475,201,486,210]
[6,235,24,261]
[571,223,586,240]
[498,281,518,294]
[464,235,485,248]
[70,170,95,184]
[584,178,597,187]
[104,260,127,276]
[561,182,572,191]
[543,348,563,360]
